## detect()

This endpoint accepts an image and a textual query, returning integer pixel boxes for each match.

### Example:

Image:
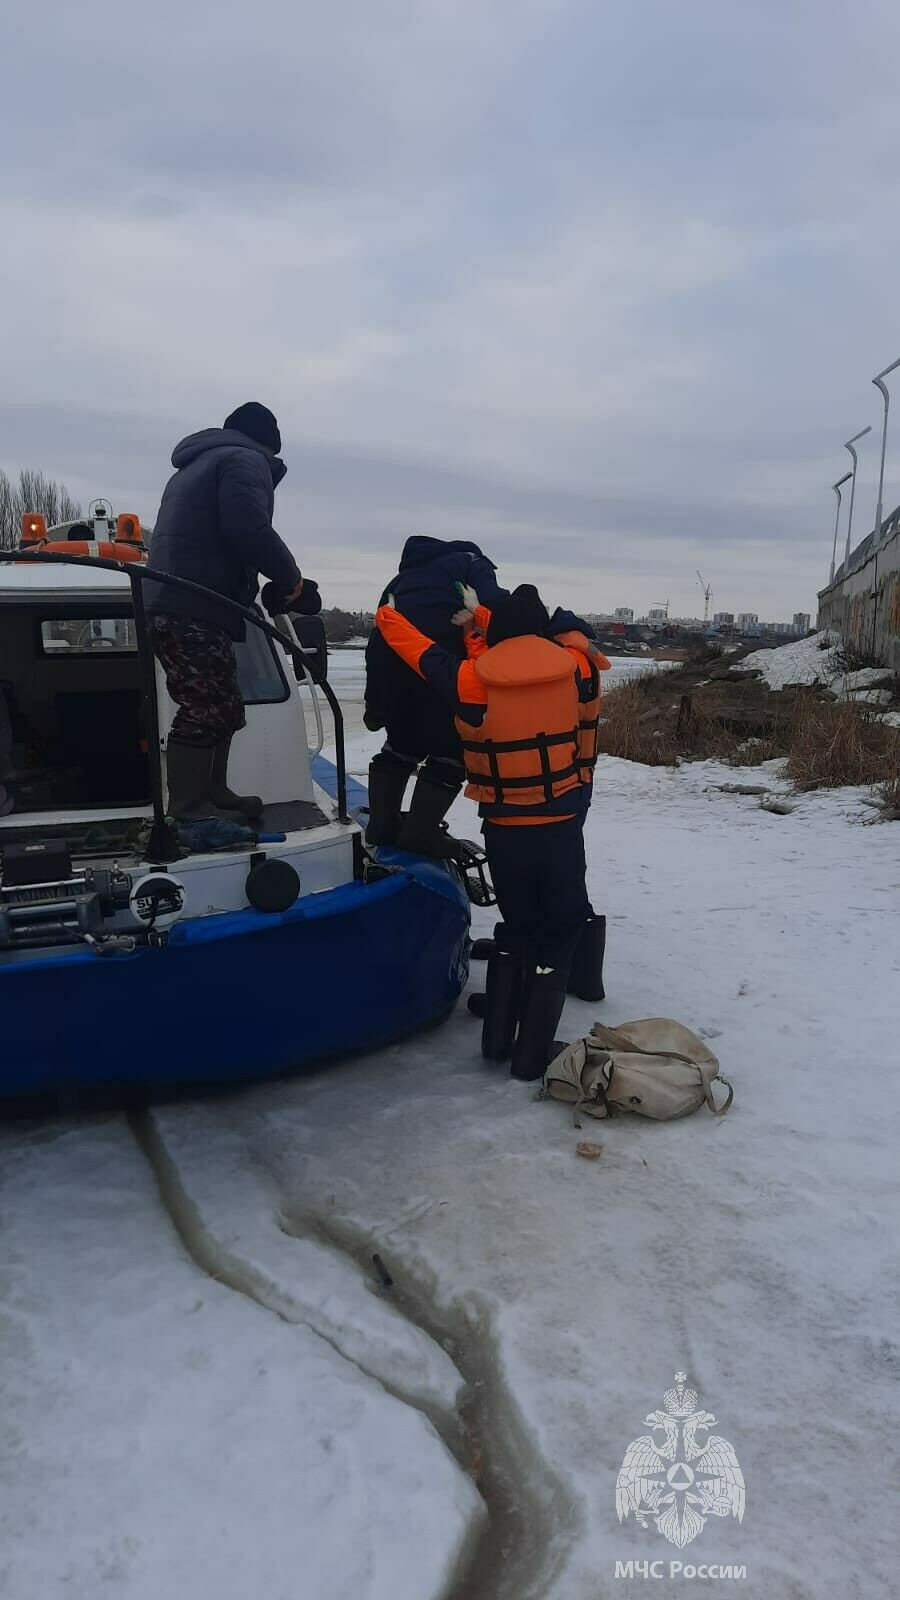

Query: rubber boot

[510,967,568,1081]
[396,776,459,858]
[567,914,607,1002]
[365,763,410,846]
[478,947,523,1061]
[210,735,263,818]
[165,741,244,822]
[470,921,509,962]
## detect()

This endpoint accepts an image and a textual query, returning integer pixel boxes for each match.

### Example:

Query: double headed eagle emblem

[616,1373,745,1549]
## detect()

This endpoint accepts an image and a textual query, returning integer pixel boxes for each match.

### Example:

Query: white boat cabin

[0,520,358,940]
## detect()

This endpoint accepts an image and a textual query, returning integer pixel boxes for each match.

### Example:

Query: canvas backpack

[540,1018,734,1124]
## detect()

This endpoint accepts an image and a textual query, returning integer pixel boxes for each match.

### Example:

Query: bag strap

[590,1024,699,1068]
[704,1074,734,1115]
[540,1041,612,1126]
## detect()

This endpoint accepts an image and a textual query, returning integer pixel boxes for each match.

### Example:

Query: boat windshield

[37,613,289,703]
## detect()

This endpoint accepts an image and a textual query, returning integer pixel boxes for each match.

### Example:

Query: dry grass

[599,668,900,793]
[785,701,900,792]
[728,736,786,767]
[597,679,681,765]
[598,672,795,768]
[830,640,882,675]
[876,773,900,819]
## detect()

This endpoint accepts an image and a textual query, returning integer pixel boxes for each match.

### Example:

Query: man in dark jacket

[145,403,303,821]
[364,536,508,853]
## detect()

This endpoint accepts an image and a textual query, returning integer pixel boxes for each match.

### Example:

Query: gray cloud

[3,0,900,619]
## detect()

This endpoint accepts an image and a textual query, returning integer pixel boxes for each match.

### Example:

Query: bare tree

[0,468,82,550]
[321,607,357,643]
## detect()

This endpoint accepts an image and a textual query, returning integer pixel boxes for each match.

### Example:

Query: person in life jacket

[364,536,509,855]
[375,584,612,1080]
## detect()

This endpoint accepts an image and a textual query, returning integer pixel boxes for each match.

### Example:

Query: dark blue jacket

[365,537,508,728]
[378,536,507,649]
[144,429,301,639]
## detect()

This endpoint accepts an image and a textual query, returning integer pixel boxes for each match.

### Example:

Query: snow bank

[742,631,895,696]
[741,631,840,687]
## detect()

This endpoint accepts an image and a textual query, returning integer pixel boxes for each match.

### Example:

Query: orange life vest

[458,635,587,814]
[555,629,603,781]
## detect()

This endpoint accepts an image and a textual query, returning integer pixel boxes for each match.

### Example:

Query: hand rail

[0,549,352,834]
[272,611,326,760]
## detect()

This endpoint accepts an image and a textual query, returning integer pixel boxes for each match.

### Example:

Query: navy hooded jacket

[144,429,301,639]
[377,537,507,648]
[365,537,508,729]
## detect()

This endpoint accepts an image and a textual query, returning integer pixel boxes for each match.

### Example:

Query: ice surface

[143,1103,467,1419]
[2,647,899,1599]
[0,1122,482,1600]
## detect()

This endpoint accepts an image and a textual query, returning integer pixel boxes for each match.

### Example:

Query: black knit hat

[223,402,281,454]
[486,584,551,646]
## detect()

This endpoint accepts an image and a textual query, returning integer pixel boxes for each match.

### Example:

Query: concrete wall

[817,518,900,670]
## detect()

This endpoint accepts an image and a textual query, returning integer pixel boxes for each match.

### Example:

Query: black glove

[261,578,322,617]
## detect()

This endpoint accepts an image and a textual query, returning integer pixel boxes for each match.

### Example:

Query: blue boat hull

[0,853,470,1100]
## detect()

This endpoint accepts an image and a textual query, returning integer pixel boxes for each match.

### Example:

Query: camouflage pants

[150,614,246,745]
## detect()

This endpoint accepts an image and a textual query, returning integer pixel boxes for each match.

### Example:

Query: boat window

[37,614,288,703]
[40,618,137,655]
[234,626,290,705]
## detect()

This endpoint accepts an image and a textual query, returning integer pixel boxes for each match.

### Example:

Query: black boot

[210,735,263,818]
[510,966,568,1081]
[567,915,607,1001]
[470,938,495,961]
[365,763,410,846]
[478,947,523,1060]
[470,921,509,962]
[396,776,459,858]
[165,740,244,822]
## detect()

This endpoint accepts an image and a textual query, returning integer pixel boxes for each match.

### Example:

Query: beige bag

[541,1018,733,1124]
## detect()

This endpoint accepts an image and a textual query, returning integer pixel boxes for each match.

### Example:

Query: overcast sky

[3,0,900,619]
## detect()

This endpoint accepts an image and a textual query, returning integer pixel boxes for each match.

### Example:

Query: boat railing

[0,550,351,858]
[274,611,327,760]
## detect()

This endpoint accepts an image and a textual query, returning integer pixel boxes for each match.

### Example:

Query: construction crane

[696,571,712,624]
[651,598,670,619]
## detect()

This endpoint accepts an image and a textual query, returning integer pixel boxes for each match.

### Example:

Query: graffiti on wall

[817,527,900,669]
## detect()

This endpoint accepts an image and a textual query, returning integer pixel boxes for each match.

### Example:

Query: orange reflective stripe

[374,605,431,677]
[464,626,489,661]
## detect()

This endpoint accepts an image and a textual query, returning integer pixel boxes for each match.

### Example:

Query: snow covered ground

[741,630,897,700]
[2,650,899,1600]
